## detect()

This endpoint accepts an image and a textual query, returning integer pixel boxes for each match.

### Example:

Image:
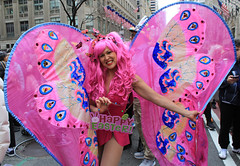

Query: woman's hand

[185,111,199,122]
[176,102,199,121]
[95,97,111,113]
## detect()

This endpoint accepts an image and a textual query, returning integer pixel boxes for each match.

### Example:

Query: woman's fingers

[190,111,199,121]
[102,97,111,105]
[96,97,111,104]
[95,99,101,108]
[96,97,111,106]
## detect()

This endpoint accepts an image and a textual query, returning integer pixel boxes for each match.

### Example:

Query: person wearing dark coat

[218,39,240,159]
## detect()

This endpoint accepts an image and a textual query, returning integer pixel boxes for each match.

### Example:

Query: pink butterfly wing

[5,23,98,166]
[131,2,235,166]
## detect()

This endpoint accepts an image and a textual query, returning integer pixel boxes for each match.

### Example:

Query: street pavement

[205,104,240,166]
[2,104,240,166]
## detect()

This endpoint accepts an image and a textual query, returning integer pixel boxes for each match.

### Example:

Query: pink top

[96,94,130,147]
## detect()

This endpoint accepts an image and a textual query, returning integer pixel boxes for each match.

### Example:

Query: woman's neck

[106,69,116,78]
[104,69,116,94]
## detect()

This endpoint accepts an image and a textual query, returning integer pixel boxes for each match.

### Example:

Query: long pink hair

[86,32,135,103]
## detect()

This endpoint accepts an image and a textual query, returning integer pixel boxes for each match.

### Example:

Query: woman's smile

[106,59,114,65]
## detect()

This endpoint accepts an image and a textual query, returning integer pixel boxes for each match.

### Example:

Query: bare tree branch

[60,0,101,29]
[76,0,87,10]
[59,0,87,27]
[79,4,105,30]
[59,0,72,21]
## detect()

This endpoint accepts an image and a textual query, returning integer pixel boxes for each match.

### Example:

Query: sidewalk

[2,127,59,166]
[2,126,146,166]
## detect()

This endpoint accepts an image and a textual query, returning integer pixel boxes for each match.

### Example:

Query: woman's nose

[105,54,110,59]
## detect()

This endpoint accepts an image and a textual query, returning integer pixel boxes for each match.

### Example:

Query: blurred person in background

[0,51,15,157]
[218,39,240,159]
[0,76,10,165]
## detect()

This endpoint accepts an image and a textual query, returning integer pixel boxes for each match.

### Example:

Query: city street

[1,104,240,166]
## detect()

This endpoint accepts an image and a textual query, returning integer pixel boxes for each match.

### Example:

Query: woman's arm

[132,75,199,121]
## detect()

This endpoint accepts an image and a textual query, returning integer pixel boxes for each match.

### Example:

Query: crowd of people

[0,26,240,166]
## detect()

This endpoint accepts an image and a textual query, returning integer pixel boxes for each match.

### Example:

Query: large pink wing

[4,23,98,166]
[131,2,236,166]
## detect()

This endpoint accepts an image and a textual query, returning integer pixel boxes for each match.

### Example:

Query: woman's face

[99,47,117,71]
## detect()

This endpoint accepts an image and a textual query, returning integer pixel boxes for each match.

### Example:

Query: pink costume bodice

[96,93,130,147]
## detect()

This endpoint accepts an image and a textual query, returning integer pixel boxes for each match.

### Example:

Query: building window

[50,0,59,9]
[34,0,43,16]
[19,0,27,5]
[67,0,72,6]
[4,0,12,8]
[19,0,28,17]
[4,0,13,20]
[20,21,29,32]
[6,22,14,37]
[50,0,60,15]
[67,0,77,6]
[50,17,60,23]
[35,18,44,25]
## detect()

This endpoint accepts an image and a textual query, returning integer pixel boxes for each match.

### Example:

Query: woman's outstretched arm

[132,74,199,121]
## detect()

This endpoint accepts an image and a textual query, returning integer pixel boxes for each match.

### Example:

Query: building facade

[1,0,239,51]
[0,0,150,51]
[225,0,240,39]
[135,0,151,21]
[149,0,158,14]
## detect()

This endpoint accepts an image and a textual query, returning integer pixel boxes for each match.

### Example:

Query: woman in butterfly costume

[4,2,236,166]
[85,31,199,166]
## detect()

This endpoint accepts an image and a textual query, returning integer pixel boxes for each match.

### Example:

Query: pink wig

[86,32,135,103]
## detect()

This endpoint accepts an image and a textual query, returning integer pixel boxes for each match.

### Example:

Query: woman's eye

[107,51,112,54]
[100,54,104,57]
